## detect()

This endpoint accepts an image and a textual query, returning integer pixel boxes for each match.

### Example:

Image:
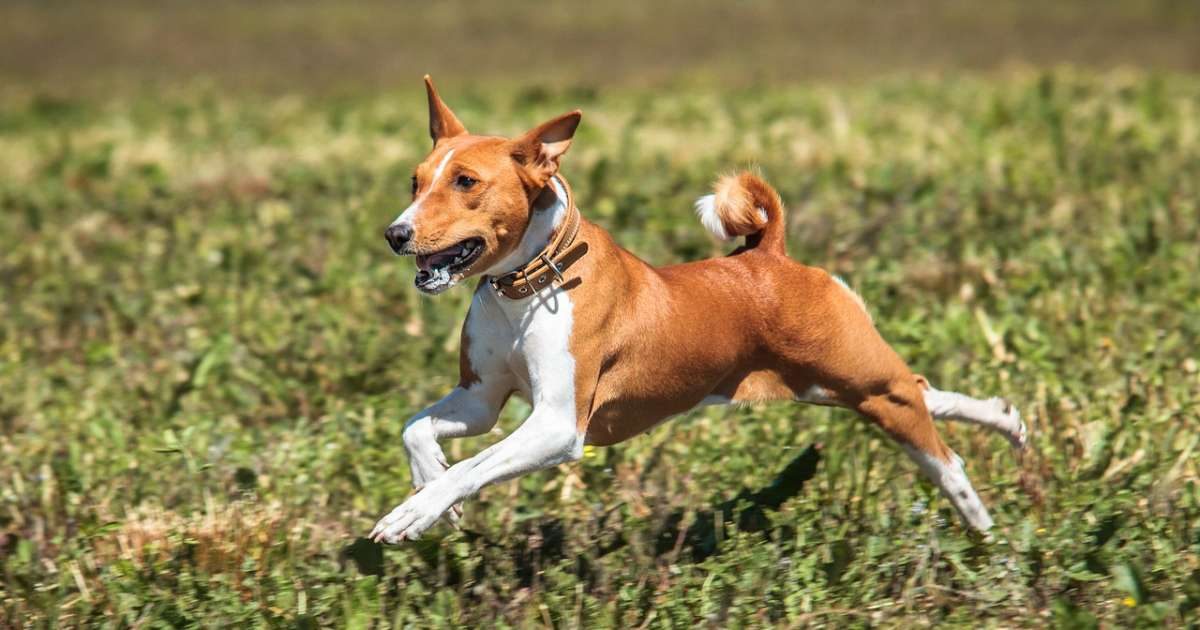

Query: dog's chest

[465,286,577,407]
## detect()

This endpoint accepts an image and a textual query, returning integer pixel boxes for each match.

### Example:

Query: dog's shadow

[647,442,822,560]
[343,443,822,580]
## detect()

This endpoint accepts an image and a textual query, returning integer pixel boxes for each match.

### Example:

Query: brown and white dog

[370,77,1025,543]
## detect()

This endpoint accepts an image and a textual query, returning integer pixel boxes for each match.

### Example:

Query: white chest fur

[465,175,577,412]
[467,287,577,414]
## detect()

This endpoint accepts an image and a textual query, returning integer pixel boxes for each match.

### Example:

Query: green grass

[2,70,1199,626]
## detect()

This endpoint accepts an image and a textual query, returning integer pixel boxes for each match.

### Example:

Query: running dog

[370,77,1025,543]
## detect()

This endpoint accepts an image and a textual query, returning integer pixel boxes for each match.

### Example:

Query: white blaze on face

[390,149,456,228]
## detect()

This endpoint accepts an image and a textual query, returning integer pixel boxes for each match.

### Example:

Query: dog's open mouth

[414,237,484,294]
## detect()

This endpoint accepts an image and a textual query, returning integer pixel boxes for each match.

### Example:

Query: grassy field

[2,68,1200,625]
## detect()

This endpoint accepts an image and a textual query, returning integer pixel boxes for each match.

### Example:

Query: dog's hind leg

[915,375,1026,450]
[856,380,994,531]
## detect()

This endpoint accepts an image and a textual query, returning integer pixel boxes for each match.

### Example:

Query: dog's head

[384,76,581,295]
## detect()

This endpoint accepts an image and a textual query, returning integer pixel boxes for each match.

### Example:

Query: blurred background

[2,0,1198,96]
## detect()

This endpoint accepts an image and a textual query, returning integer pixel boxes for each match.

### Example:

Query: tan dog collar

[488,177,589,299]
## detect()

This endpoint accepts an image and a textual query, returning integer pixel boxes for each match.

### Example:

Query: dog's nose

[384,223,414,253]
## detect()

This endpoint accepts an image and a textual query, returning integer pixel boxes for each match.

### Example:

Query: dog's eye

[455,175,478,190]
[410,176,418,195]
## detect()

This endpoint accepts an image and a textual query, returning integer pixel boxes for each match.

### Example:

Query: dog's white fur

[923,387,1027,449]
[903,445,993,530]
[372,186,583,543]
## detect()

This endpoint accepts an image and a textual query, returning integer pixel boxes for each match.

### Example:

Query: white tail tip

[694,194,731,241]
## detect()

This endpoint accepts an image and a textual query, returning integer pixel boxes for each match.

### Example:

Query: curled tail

[693,171,786,253]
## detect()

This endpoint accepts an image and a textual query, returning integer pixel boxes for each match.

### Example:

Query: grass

[1,70,1199,626]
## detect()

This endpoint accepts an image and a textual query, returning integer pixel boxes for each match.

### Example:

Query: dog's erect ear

[424,75,467,143]
[510,110,582,188]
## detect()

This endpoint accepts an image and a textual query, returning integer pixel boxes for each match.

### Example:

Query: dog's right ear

[424,75,467,144]
[509,109,582,189]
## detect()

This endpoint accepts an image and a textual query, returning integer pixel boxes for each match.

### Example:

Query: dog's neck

[482,176,571,277]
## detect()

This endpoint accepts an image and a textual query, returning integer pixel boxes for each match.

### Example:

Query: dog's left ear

[425,75,468,144]
[510,110,582,188]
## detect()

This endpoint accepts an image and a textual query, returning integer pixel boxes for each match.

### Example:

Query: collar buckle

[540,253,565,284]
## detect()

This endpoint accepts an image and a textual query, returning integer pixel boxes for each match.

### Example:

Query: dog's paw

[369,488,453,544]
[993,398,1027,451]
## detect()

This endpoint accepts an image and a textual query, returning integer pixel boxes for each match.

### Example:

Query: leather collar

[488,176,589,300]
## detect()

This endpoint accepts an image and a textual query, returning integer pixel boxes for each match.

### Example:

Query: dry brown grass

[93,500,345,575]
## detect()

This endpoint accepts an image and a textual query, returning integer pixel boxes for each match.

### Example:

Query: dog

[370,77,1025,543]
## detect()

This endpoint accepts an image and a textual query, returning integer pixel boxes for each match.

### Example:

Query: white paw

[992,398,1027,450]
[369,486,455,544]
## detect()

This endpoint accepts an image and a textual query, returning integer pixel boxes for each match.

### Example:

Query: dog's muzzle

[384,223,414,254]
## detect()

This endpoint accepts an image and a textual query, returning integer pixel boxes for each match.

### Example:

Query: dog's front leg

[372,406,583,543]
[402,383,510,492]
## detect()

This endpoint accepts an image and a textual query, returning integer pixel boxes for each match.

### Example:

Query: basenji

[370,77,1025,543]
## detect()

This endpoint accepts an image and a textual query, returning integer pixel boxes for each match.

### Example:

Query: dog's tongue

[416,244,464,271]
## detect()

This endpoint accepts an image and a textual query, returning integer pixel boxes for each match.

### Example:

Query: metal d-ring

[540,254,565,284]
